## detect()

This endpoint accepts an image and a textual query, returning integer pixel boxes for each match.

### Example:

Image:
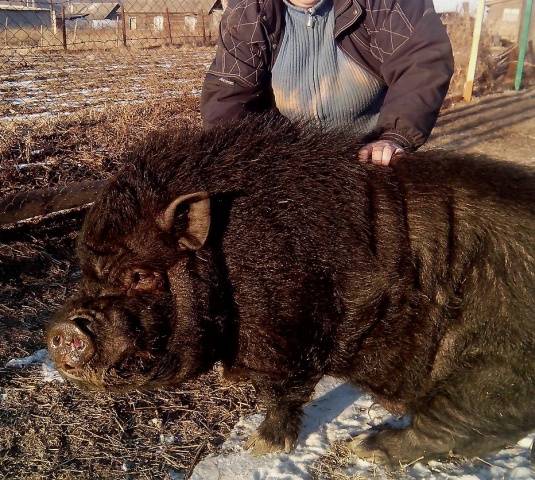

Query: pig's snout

[47,315,96,370]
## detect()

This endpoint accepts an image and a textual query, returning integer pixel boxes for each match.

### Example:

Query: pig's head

[46,172,218,392]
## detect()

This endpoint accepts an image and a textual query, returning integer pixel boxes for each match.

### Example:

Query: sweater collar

[283,0,331,17]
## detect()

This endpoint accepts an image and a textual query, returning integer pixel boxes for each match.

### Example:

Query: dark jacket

[200,0,454,150]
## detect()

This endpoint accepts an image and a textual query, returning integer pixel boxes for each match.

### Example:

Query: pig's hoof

[347,433,391,466]
[245,432,296,455]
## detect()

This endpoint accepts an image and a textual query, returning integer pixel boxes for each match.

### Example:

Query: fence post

[4,18,7,47]
[49,0,57,35]
[201,10,206,46]
[463,0,486,102]
[73,19,78,45]
[61,4,67,50]
[116,14,120,47]
[166,8,173,45]
[515,0,534,90]
[121,4,127,47]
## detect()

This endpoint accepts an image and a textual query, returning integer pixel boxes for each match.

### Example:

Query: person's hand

[358,140,404,166]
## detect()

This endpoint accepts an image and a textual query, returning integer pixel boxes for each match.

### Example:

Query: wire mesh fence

[0,0,221,59]
[0,0,223,119]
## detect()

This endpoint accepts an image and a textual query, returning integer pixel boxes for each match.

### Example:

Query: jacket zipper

[307,8,316,28]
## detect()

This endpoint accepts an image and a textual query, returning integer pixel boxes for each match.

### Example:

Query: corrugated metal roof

[0,1,220,16]
[67,2,119,20]
[0,4,49,11]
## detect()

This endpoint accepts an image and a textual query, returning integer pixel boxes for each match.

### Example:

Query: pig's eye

[128,269,163,293]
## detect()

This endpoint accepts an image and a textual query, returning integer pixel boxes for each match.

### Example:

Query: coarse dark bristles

[47,113,535,465]
[0,216,257,479]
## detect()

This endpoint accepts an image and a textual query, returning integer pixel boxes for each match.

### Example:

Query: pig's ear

[157,192,210,250]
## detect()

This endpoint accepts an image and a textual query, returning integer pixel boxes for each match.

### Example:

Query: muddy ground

[1,48,535,479]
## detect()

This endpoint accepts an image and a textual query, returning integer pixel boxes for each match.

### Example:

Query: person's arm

[359,0,453,165]
[200,0,272,129]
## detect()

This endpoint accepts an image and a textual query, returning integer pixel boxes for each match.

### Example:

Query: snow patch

[5,348,64,383]
[5,79,36,87]
[159,433,177,445]
[5,348,48,367]
[191,377,535,480]
[168,469,186,480]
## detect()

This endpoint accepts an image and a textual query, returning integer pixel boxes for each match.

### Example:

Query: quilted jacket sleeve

[371,0,454,150]
[200,0,273,129]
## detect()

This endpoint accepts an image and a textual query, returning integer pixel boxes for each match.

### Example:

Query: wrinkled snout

[47,315,95,371]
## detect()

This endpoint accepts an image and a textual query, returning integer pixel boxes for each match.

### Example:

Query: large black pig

[47,116,535,465]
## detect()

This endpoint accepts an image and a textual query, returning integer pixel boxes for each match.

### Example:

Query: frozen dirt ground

[0,48,214,120]
[1,57,535,479]
[428,86,535,166]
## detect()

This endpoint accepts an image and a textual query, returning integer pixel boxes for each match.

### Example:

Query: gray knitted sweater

[271,0,386,133]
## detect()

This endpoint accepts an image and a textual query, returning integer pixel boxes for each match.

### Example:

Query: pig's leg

[348,413,518,466]
[348,364,535,465]
[245,374,321,455]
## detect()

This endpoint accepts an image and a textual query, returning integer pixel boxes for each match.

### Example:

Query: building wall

[487,0,535,43]
[92,19,119,29]
[65,18,119,30]
[0,9,51,28]
[124,11,219,39]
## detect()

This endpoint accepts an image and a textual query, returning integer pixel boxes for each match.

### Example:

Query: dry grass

[1,366,256,479]
[0,207,256,479]
[309,443,366,480]
[0,47,213,118]
[0,96,202,198]
[309,442,399,480]
[1,364,255,479]
[0,48,213,203]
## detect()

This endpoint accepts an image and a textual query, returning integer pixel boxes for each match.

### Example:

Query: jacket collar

[262,0,362,39]
[333,0,362,37]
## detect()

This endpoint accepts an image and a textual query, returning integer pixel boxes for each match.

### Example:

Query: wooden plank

[0,180,106,226]
[463,0,486,102]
